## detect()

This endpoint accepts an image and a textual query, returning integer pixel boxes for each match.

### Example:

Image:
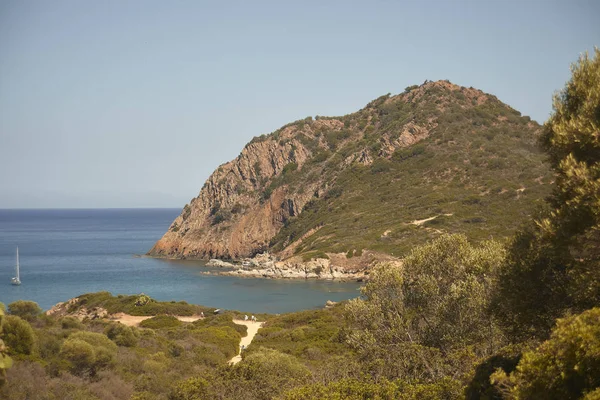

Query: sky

[0,1,598,208]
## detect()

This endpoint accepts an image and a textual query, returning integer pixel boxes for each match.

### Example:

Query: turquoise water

[0,209,361,313]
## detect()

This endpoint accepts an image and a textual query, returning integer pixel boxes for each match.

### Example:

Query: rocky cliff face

[149,118,343,259]
[148,80,552,261]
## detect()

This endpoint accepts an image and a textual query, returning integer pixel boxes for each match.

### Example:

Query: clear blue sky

[0,1,598,208]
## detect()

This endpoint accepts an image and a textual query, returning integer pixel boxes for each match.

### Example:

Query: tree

[2,315,36,356]
[104,323,139,347]
[344,234,505,381]
[7,301,42,322]
[491,307,600,399]
[213,347,312,400]
[0,304,13,388]
[494,49,600,340]
[60,331,117,376]
[168,377,210,400]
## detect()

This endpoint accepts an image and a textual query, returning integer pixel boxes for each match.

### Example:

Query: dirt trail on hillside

[110,314,264,365]
[229,320,265,365]
[110,313,204,326]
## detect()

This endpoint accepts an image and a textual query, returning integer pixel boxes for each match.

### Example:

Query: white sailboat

[11,247,21,285]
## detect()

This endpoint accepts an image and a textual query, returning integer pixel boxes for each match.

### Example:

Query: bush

[61,316,83,330]
[192,327,241,359]
[0,306,13,386]
[3,315,36,356]
[281,377,463,400]
[169,377,210,400]
[60,339,95,375]
[492,308,600,399]
[226,347,312,399]
[60,331,117,376]
[465,344,524,400]
[8,301,42,322]
[139,315,182,329]
[104,323,139,347]
[345,234,506,380]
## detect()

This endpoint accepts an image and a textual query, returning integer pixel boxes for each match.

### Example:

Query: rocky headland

[148,80,552,275]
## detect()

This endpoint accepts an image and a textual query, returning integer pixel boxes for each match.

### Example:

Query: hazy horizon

[1,1,598,208]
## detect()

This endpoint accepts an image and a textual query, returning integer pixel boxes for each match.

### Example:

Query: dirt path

[109,314,264,365]
[109,313,204,326]
[229,320,265,365]
[410,213,453,226]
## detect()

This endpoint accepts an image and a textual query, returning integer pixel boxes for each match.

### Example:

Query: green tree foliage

[168,377,210,400]
[7,301,42,322]
[345,234,505,381]
[74,291,207,316]
[60,331,117,376]
[281,377,463,400]
[219,347,312,400]
[139,315,182,329]
[2,315,36,356]
[494,49,600,340]
[0,304,13,388]
[465,344,525,400]
[104,322,139,347]
[491,307,600,399]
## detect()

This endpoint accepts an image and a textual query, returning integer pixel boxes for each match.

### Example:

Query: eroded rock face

[147,123,329,259]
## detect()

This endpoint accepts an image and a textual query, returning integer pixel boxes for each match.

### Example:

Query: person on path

[251,315,256,322]
[244,314,248,321]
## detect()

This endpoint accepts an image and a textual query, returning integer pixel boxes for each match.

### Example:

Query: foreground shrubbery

[0,295,245,400]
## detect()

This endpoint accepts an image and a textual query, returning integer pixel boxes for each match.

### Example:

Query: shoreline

[144,251,402,282]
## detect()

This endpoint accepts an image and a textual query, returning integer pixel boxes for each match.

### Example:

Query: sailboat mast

[16,247,20,280]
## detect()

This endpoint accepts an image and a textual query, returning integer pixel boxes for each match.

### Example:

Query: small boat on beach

[11,247,21,285]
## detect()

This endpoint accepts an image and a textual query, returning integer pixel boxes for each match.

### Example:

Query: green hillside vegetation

[0,296,247,399]
[1,51,599,399]
[264,81,552,257]
[74,292,209,316]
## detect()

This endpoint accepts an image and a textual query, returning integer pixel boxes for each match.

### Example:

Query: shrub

[281,377,463,400]
[61,316,83,330]
[226,347,312,399]
[60,339,96,375]
[139,315,182,330]
[492,308,600,400]
[60,331,117,376]
[3,315,36,356]
[104,323,139,347]
[169,377,210,400]
[345,234,506,380]
[0,305,13,386]
[465,344,524,400]
[7,301,42,322]
[192,327,241,359]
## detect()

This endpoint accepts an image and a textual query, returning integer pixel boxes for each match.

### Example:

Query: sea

[0,209,361,314]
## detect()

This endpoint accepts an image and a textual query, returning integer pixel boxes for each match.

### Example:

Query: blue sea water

[0,209,361,313]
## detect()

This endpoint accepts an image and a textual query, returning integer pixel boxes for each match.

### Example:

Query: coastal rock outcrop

[202,251,399,282]
[46,298,108,321]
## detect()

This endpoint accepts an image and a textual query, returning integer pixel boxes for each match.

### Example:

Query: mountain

[148,80,552,261]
